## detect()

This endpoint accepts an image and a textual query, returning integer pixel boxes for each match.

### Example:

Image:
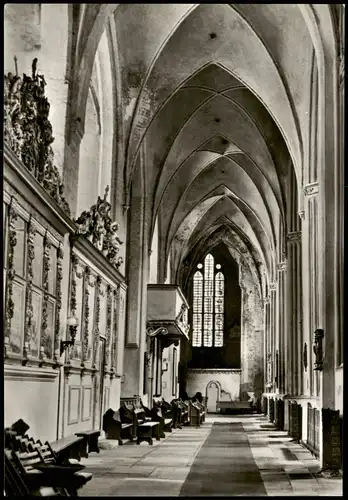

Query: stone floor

[80,414,342,497]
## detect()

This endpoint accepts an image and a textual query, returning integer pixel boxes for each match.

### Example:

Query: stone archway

[206,380,222,413]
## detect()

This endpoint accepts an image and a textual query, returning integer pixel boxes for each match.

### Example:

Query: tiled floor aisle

[80,415,342,496]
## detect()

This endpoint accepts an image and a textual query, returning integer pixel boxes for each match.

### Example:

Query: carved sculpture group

[4,58,70,215]
[4,58,123,271]
[74,185,123,270]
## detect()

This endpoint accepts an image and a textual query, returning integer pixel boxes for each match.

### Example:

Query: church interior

[4,4,344,496]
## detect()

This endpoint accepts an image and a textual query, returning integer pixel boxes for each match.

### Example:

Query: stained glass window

[192,254,225,347]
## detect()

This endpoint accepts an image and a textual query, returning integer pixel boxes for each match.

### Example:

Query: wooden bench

[137,421,160,445]
[217,400,254,414]
[189,401,205,426]
[153,400,173,433]
[5,449,67,497]
[179,400,189,425]
[103,408,134,445]
[10,447,92,495]
[50,435,88,463]
[75,429,100,454]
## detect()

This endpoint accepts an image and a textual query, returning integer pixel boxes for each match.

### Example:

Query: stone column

[122,157,148,398]
[63,124,84,217]
[286,231,303,397]
[269,283,277,393]
[276,262,287,395]
[240,266,263,397]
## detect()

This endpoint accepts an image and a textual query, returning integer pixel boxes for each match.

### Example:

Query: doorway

[206,382,219,413]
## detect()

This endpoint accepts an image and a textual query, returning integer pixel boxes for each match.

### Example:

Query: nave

[80,415,342,497]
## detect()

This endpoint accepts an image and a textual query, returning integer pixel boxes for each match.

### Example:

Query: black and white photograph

[3,3,344,496]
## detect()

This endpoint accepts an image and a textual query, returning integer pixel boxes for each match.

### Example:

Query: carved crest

[74,186,123,269]
[4,58,70,215]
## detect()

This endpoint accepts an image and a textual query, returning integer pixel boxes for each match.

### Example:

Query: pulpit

[146,285,190,399]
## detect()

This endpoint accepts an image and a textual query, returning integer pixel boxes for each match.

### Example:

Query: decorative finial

[14,55,18,76]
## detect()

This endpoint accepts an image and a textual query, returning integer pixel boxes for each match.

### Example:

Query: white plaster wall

[335,366,343,415]
[149,217,159,284]
[187,369,241,402]
[161,343,180,402]
[4,4,69,175]
[109,378,121,412]
[4,372,59,443]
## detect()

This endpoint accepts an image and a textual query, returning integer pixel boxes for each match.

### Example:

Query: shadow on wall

[240,370,264,407]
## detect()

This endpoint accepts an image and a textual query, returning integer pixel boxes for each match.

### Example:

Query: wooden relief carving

[23,219,36,362]
[68,253,83,362]
[40,234,51,362]
[111,288,119,374]
[4,58,70,215]
[4,205,18,357]
[81,265,90,366]
[53,244,63,363]
[92,276,101,370]
[105,285,113,369]
[74,186,123,269]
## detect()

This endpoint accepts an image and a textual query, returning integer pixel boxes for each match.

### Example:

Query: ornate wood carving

[105,285,113,369]
[68,252,83,363]
[74,186,123,269]
[40,234,51,363]
[4,204,18,357]
[23,219,36,363]
[81,266,90,366]
[53,244,63,364]
[4,58,70,215]
[111,288,119,375]
[92,276,101,370]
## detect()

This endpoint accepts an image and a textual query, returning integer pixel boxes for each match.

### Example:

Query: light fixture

[60,315,79,356]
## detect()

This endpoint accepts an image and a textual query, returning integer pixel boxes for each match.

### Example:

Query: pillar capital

[304,182,319,197]
[277,261,287,272]
[287,231,302,242]
[269,282,277,291]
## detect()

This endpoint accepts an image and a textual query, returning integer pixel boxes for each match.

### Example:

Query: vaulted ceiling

[112,3,316,289]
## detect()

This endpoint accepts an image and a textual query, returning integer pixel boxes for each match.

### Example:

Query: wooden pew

[103,408,134,445]
[5,449,67,497]
[179,400,189,425]
[136,421,160,445]
[153,399,173,433]
[75,429,100,454]
[10,448,92,495]
[50,435,88,463]
[189,401,205,426]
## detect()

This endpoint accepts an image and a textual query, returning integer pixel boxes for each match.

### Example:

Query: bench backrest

[12,449,44,474]
[5,450,30,496]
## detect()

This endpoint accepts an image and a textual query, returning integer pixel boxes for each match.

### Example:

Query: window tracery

[192,254,224,347]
